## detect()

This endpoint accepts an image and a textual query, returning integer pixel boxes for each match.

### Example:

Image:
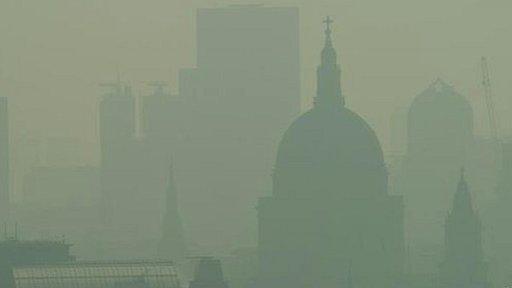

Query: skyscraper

[0,97,8,220]
[176,5,300,249]
[142,84,184,255]
[256,18,404,288]
[99,82,136,224]
[440,170,488,288]
[142,83,181,150]
[98,82,162,259]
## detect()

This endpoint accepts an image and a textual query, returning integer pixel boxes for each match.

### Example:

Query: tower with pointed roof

[158,163,187,261]
[315,16,343,108]
[257,18,404,288]
[439,170,488,288]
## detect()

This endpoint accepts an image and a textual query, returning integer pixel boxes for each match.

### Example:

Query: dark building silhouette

[96,80,187,260]
[399,79,474,273]
[440,170,489,288]
[158,164,187,261]
[142,84,187,261]
[189,257,229,288]
[99,82,162,259]
[0,238,74,287]
[0,97,9,221]
[10,260,180,288]
[142,82,182,152]
[176,5,301,249]
[407,79,473,161]
[256,18,404,288]
[487,141,512,287]
[99,81,136,224]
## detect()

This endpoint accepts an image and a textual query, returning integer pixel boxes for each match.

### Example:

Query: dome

[407,78,473,157]
[273,106,387,198]
[271,17,388,199]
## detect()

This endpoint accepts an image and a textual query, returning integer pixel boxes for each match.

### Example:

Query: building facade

[175,5,301,249]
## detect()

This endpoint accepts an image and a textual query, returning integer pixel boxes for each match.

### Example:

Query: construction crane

[481,56,499,141]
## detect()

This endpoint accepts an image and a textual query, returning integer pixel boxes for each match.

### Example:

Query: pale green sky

[0,0,511,166]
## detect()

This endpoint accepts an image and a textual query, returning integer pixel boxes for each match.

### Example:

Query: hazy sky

[1,0,511,167]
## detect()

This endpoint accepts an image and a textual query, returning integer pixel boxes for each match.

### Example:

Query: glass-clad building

[11,261,181,288]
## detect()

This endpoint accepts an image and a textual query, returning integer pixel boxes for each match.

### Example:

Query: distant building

[0,97,9,220]
[189,257,229,288]
[142,83,182,151]
[99,82,136,224]
[0,237,181,288]
[398,79,474,273]
[176,4,301,249]
[98,82,169,259]
[439,171,489,288]
[486,141,512,287]
[10,260,180,288]
[0,239,74,287]
[256,18,403,288]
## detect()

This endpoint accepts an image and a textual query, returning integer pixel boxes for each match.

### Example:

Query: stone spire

[158,162,187,261]
[440,169,488,288]
[452,168,473,216]
[315,16,344,109]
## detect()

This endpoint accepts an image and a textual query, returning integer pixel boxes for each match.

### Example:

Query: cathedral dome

[407,79,473,158]
[272,18,387,199]
[273,107,387,198]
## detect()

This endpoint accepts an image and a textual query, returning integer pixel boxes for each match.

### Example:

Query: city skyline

[0,2,511,288]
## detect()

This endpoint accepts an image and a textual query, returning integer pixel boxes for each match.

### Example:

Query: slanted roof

[12,260,180,288]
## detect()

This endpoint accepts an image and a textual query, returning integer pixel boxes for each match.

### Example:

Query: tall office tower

[398,79,474,274]
[142,83,182,150]
[99,81,174,259]
[99,83,136,224]
[257,19,403,288]
[0,97,8,220]
[177,4,300,250]
[440,171,489,288]
[98,82,159,259]
[142,84,183,256]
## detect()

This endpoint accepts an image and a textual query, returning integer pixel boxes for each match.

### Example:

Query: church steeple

[158,161,187,261]
[315,16,344,108]
[440,168,488,288]
[453,168,473,214]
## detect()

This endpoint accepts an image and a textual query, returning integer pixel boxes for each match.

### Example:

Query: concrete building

[176,4,301,250]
